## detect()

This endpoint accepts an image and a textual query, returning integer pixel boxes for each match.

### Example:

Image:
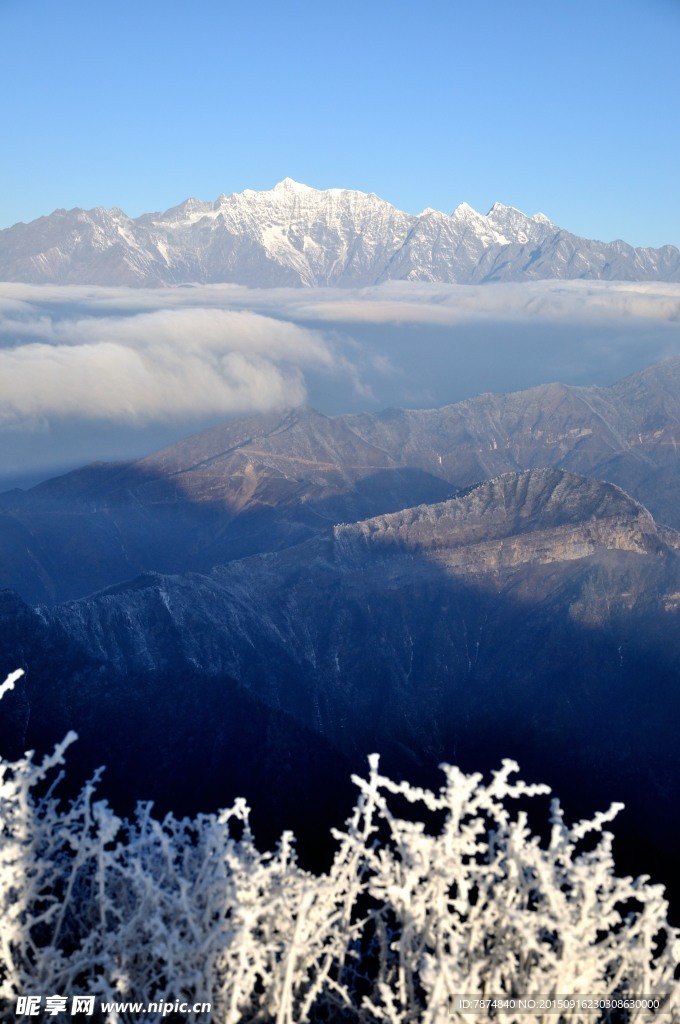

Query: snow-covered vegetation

[1,669,678,1023]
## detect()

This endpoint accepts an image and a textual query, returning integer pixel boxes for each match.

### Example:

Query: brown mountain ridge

[1,358,679,604]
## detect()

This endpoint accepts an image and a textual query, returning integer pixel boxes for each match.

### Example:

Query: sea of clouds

[1,280,679,485]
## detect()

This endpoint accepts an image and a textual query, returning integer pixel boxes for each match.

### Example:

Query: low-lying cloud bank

[3,278,680,324]
[0,306,338,427]
[0,280,678,481]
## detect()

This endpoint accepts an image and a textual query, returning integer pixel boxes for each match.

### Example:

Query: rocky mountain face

[1,468,679,892]
[1,359,679,605]
[1,178,678,286]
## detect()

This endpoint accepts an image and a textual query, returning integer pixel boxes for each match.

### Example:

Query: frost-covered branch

[0,672,678,1023]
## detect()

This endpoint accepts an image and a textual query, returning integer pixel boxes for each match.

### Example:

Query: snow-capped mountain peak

[271,177,317,193]
[451,201,478,217]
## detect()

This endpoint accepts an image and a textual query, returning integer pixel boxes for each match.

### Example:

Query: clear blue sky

[1,0,679,247]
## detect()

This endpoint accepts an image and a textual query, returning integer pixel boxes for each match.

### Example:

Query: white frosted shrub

[0,670,678,1023]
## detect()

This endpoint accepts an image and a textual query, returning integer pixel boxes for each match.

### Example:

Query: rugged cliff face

[335,470,675,572]
[1,468,678,889]
[1,360,680,605]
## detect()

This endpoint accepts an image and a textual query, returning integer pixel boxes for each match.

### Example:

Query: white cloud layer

[0,304,337,426]
[3,279,680,325]
[305,280,680,324]
[0,280,678,482]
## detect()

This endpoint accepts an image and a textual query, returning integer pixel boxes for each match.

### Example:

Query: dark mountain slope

[1,469,678,893]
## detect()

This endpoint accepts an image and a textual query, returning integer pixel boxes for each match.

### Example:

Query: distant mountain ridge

[1,358,680,605]
[1,178,678,286]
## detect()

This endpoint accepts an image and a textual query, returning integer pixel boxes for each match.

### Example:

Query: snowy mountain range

[2,178,679,286]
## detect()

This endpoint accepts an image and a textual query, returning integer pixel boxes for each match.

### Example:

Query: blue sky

[1,0,679,247]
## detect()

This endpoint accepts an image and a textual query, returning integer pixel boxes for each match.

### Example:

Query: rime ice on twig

[0,668,23,701]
